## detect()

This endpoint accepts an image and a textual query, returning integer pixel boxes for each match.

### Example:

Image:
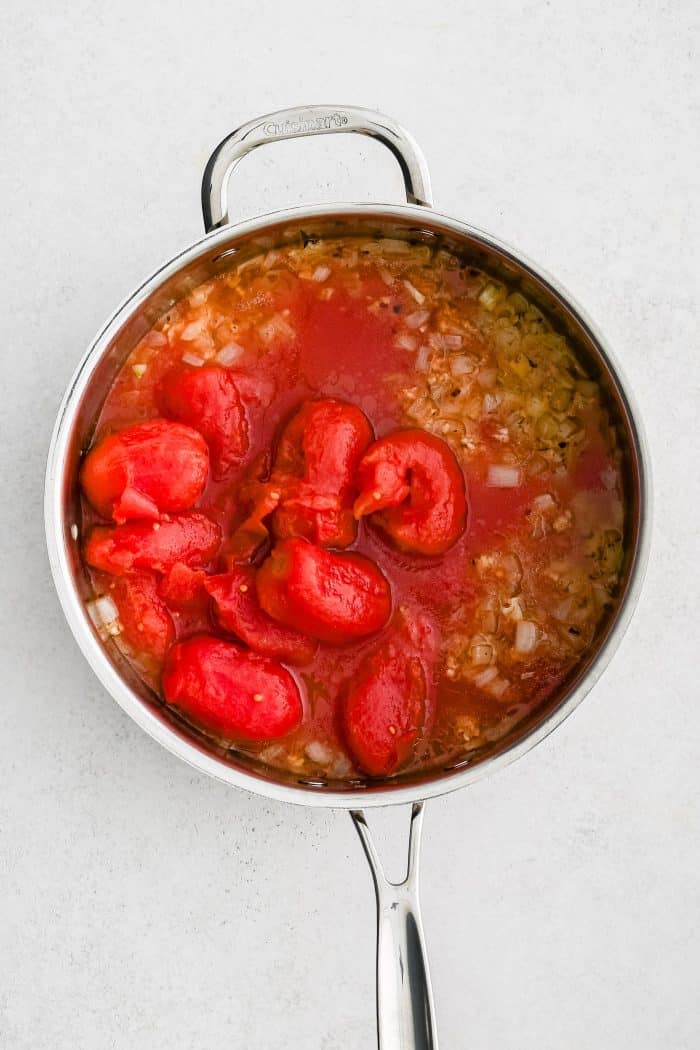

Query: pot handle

[351,802,439,1050]
[201,105,433,232]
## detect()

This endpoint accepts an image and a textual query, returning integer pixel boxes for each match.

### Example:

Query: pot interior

[51,207,647,804]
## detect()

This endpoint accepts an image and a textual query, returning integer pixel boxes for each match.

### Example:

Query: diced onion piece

[312,265,331,282]
[482,392,500,414]
[473,665,499,688]
[429,332,462,352]
[551,598,573,622]
[262,250,281,270]
[145,331,167,348]
[404,309,431,329]
[476,367,497,388]
[215,342,245,366]
[403,280,425,304]
[380,238,411,253]
[601,467,617,490]
[478,283,501,310]
[258,314,295,345]
[487,676,510,700]
[436,418,466,441]
[395,332,418,352]
[330,753,353,778]
[181,351,204,367]
[477,598,499,634]
[514,620,538,653]
[487,464,521,488]
[236,256,261,275]
[181,319,209,341]
[131,363,147,378]
[86,596,120,635]
[532,493,556,510]
[450,354,475,376]
[305,740,332,765]
[501,596,524,621]
[379,267,395,286]
[470,642,493,666]
[415,345,431,372]
[189,286,210,306]
[405,395,436,424]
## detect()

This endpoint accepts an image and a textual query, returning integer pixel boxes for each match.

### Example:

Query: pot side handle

[201,105,433,232]
[351,802,439,1050]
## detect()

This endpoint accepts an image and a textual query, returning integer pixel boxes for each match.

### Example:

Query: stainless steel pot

[45,105,650,1050]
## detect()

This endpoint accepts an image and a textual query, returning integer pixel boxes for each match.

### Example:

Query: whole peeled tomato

[80,419,210,523]
[271,399,373,548]
[84,512,221,576]
[256,538,391,645]
[111,571,174,663]
[159,365,249,480]
[354,429,467,555]
[205,566,318,667]
[162,635,303,741]
[342,635,428,777]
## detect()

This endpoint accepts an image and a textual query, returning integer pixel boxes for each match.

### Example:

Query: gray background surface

[2,2,698,1047]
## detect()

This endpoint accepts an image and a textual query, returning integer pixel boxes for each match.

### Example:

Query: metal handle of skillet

[201,103,433,231]
[352,804,438,1050]
[201,106,438,1049]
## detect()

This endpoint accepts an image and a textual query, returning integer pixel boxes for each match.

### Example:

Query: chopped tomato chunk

[80,419,209,522]
[111,572,174,662]
[271,399,373,547]
[204,567,318,666]
[162,635,303,740]
[84,512,220,576]
[354,429,467,555]
[256,538,391,645]
[159,365,249,480]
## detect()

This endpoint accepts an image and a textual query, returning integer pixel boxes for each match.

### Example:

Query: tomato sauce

[80,235,626,781]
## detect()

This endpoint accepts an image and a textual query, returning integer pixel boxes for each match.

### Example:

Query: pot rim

[45,200,652,809]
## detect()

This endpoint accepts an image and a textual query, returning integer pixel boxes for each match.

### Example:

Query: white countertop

[2,2,698,1047]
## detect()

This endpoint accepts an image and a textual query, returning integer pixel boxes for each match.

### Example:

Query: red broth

[80,235,626,780]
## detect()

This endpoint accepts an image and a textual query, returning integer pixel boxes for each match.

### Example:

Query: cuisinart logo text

[263,112,349,136]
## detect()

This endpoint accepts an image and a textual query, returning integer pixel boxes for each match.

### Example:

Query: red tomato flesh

[343,634,428,777]
[157,562,207,606]
[111,572,175,663]
[271,398,373,547]
[354,429,467,555]
[81,419,209,522]
[159,365,249,480]
[256,538,392,645]
[162,635,303,741]
[84,512,220,576]
[204,566,318,666]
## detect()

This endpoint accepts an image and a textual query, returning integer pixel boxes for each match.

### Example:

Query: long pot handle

[201,104,433,232]
[351,802,439,1050]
